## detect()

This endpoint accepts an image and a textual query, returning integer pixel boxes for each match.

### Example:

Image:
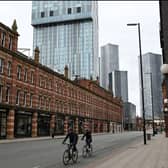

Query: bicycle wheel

[63,150,70,165]
[72,150,78,163]
[89,144,93,156]
[82,145,87,158]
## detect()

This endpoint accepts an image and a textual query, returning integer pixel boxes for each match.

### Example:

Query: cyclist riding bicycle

[81,129,92,149]
[62,128,78,151]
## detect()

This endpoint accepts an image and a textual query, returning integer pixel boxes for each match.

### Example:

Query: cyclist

[62,128,78,151]
[81,128,92,149]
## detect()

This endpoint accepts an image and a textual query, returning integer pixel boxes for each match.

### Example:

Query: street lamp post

[127,23,147,145]
[145,72,155,136]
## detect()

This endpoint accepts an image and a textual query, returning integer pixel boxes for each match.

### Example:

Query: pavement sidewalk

[86,133,168,168]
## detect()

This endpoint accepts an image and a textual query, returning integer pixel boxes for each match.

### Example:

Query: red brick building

[0,21,123,139]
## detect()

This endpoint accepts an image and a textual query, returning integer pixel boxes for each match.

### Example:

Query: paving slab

[86,134,168,168]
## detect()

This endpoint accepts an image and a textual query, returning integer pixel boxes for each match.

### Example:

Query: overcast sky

[0,1,161,116]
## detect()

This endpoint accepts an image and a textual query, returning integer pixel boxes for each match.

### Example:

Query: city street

[0,132,143,168]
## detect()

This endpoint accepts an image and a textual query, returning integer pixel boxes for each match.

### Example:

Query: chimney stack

[34,46,40,63]
[64,65,68,79]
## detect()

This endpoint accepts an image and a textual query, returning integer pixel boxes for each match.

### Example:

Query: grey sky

[0,1,161,116]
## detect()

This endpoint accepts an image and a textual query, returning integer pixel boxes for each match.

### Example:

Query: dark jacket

[82,131,92,142]
[63,132,78,145]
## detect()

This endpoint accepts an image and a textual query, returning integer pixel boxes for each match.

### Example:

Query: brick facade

[0,21,123,139]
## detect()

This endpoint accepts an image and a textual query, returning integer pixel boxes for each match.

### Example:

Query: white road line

[32,165,40,168]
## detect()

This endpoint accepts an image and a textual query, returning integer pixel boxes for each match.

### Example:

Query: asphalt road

[0,132,143,168]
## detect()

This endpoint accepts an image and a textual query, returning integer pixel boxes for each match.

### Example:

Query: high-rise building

[123,102,136,131]
[101,43,119,89]
[140,52,162,120]
[32,1,98,79]
[109,70,128,102]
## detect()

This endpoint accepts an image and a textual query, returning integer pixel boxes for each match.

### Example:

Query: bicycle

[62,143,78,165]
[82,142,93,158]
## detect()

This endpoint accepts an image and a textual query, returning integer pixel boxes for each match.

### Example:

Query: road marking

[32,165,40,168]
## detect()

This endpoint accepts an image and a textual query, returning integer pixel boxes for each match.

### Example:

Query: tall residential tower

[32,1,98,79]
[101,43,119,89]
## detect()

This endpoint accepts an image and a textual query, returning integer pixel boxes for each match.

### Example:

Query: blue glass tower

[32,1,98,79]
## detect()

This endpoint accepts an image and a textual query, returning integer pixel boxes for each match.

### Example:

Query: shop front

[38,113,50,136]
[14,111,32,138]
[55,114,64,135]
[78,117,84,134]
[68,116,75,130]
[0,109,7,139]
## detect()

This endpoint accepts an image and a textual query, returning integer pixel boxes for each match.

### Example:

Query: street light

[145,72,155,136]
[127,23,147,145]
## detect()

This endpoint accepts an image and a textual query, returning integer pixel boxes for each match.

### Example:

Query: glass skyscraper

[140,52,163,120]
[32,1,98,79]
[100,43,119,89]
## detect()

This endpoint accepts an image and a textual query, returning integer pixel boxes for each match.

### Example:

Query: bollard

[147,133,151,140]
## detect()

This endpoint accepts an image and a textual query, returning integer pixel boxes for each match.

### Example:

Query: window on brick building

[16,90,20,105]
[39,95,42,109]
[67,8,71,14]
[30,71,34,84]
[8,35,12,50]
[48,98,51,111]
[5,86,10,103]
[30,93,33,107]
[0,58,4,73]
[24,68,27,82]
[41,11,45,18]
[44,97,46,109]
[50,10,54,16]
[76,7,81,13]
[39,75,42,87]
[7,61,11,77]
[23,92,27,106]
[0,85,2,102]
[17,65,21,80]
[1,32,6,47]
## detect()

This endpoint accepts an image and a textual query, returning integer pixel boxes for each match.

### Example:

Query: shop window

[5,86,10,103]
[8,35,12,50]
[0,58,4,73]
[41,11,45,18]
[0,85,2,102]
[17,65,21,80]
[76,7,81,13]
[50,10,54,16]
[67,8,71,14]
[7,61,11,77]
[24,68,27,82]
[16,90,20,105]
[1,32,6,47]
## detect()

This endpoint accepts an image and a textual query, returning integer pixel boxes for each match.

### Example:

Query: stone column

[7,109,15,139]
[50,114,55,136]
[32,112,38,137]
[64,116,69,135]
[74,117,79,134]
